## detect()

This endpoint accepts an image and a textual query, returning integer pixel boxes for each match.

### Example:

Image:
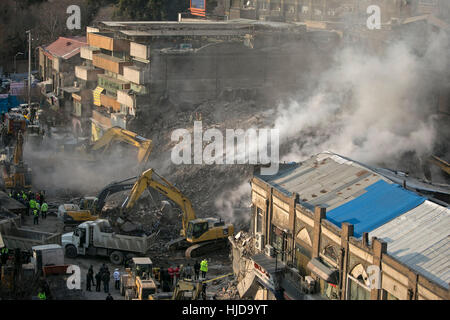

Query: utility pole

[27,30,31,108]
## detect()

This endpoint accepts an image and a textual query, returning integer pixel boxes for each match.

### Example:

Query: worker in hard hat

[200,259,208,280]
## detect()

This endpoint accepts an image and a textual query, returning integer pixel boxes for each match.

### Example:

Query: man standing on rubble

[200,259,208,280]
[194,261,200,280]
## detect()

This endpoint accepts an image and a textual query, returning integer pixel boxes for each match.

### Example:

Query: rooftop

[43,36,87,60]
[256,152,430,237]
[370,200,450,290]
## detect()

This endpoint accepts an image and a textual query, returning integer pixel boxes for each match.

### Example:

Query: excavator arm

[429,155,450,176]
[122,168,197,237]
[89,127,153,165]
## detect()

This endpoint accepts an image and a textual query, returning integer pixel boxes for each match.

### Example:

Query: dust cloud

[273,30,449,171]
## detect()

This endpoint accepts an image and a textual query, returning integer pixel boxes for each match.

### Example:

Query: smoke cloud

[273,30,449,170]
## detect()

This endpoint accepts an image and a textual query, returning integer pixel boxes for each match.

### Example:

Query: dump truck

[0,218,61,251]
[58,177,136,229]
[61,219,158,265]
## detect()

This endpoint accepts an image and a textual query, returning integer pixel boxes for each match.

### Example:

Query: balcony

[100,93,121,112]
[93,53,133,75]
[130,42,150,60]
[123,65,148,85]
[87,32,130,52]
[80,46,100,61]
[117,90,135,109]
[75,65,104,81]
[97,74,130,95]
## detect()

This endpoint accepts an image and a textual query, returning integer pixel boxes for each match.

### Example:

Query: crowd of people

[9,189,48,225]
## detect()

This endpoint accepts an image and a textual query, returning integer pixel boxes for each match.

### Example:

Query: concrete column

[265,187,274,245]
[289,193,299,264]
[408,271,419,300]
[312,206,326,258]
[370,238,387,300]
[339,222,354,300]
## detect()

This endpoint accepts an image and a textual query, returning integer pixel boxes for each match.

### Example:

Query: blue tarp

[327,180,426,238]
[0,95,21,114]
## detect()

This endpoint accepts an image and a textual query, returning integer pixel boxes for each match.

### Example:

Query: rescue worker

[40,202,48,219]
[1,247,9,265]
[106,293,114,300]
[29,198,36,217]
[36,201,40,214]
[113,268,120,290]
[37,291,46,300]
[194,260,200,280]
[95,271,102,292]
[200,259,208,280]
[33,208,39,225]
[22,191,27,203]
[8,192,12,198]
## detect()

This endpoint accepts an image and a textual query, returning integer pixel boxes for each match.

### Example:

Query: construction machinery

[64,126,153,168]
[61,219,158,265]
[57,177,136,229]
[0,130,32,191]
[121,257,158,300]
[121,168,234,258]
[429,155,450,176]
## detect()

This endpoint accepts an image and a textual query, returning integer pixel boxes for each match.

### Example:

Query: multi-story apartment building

[76,20,340,141]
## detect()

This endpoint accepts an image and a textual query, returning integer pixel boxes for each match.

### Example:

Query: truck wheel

[65,245,77,258]
[110,251,124,265]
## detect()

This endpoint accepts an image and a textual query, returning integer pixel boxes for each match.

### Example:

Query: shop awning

[93,86,104,106]
[306,258,339,284]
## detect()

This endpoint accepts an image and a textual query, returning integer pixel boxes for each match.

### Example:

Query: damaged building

[230,151,449,300]
[72,20,339,140]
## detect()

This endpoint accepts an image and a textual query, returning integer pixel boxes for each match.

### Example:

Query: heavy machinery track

[185,239,229,258]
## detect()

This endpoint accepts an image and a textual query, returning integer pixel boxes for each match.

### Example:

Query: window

[347,275,371,300]
[382,290,399,300]
[256,207,263,233]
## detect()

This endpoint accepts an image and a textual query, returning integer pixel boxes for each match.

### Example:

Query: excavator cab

[186,220,209,239]
[79,197,97,211]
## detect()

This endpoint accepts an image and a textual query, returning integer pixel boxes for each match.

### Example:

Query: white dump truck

[61,219,158,265]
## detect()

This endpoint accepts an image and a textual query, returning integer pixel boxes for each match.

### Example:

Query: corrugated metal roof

[370,200,450,290]
[327,180,425,238]
[44,36,87,60]
[256,152,425,236]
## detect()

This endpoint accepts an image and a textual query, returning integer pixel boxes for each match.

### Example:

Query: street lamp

[14,52,24,75]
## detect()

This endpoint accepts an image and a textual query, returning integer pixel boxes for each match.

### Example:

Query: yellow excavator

[429,155,450,176]
[1,130,32,190]
[120,168,234,258]
[75,126,153,167]
[57,127,153,226]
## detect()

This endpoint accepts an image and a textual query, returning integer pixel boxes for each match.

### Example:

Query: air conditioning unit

[255,232,264,251]
[265,244,275,257]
